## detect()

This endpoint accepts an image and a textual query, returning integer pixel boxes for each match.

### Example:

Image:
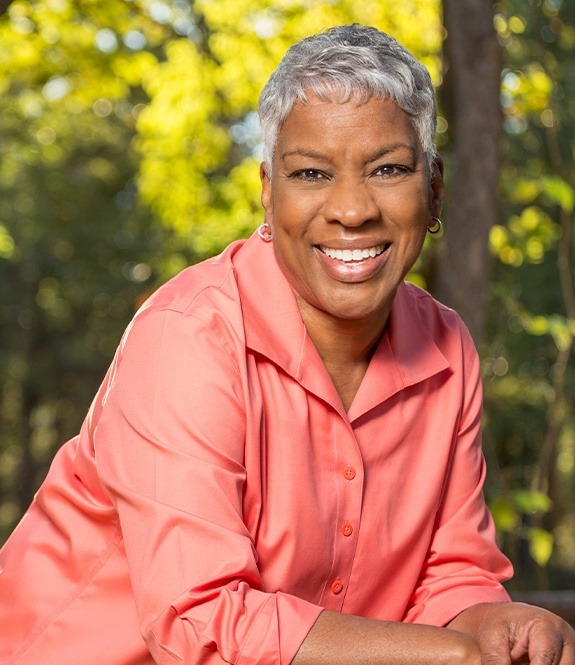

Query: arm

[293,610,481,665]
[448,602,575,665]
[94,309,322,664]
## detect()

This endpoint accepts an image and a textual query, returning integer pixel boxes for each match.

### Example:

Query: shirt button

[330,578,344,595]
[340,521,353,537]
[343,465,356,480]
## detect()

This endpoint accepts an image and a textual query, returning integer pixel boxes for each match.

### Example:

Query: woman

[1,24,573,665]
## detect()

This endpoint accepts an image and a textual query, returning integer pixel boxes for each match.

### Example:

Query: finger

[521,618,565,665]
[557,640,575,665]
[549,626,575,665]
[478,624,513,665]
[560,640,575,665]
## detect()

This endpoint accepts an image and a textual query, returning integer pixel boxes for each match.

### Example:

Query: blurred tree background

[0,0,573,593]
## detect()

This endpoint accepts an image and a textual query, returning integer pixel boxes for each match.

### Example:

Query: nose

[322,178,380,227]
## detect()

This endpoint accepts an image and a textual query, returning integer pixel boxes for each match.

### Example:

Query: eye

[289,169,328,181]
[373,164,411,178]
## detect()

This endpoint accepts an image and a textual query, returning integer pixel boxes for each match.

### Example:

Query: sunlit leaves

[491,172,572,273]
[492,490,552,530]
[502,64,552,117]
[0,224,15,259]
[136,39,232,240]
[527,314,574,353]
[0,0,179,540]
[527,527,554,566]
[490,206,560,266]
[490,491,554,567]
[541,176,575,213]
[484,2,575,585]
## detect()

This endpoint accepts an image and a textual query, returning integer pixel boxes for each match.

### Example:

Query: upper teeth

[320,244,385,262]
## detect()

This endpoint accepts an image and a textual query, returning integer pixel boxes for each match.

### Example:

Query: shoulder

[121,241,249,354]
[139,240,244,319]
[96,245,252,432]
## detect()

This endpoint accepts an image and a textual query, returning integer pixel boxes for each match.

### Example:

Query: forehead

[275,96,421,162]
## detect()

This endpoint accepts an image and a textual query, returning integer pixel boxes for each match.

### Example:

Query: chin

[323,298,390,324]
[324,285,395,321]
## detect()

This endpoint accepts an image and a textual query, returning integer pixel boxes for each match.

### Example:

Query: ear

[260,162,273,220]
[428,155,445,220]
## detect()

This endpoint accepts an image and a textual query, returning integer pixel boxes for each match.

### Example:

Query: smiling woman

[1,23,574,665]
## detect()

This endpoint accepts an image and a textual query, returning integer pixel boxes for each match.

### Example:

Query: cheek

[271,194,317,236]
[394,192,430,231]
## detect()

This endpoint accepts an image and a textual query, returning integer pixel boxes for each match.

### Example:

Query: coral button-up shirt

[0,232,512,665]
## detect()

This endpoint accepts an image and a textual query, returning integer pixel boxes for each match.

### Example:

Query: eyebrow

[280,142,417,163]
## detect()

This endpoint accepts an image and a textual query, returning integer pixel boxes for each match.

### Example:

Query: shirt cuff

[409,586,512,627]
[239,592,323,665]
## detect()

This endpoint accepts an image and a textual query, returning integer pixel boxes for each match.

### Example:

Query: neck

[295,296,390,411]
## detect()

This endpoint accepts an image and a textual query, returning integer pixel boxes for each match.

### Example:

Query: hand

[450,601,575,664]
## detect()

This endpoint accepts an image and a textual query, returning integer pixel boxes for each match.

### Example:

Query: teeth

[320,244,385,262]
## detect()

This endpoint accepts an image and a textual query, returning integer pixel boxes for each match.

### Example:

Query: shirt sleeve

[403,327,513,627]
[94,308,322,665]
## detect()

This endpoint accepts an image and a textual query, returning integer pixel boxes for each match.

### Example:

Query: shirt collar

[234,232,449,420]
[348,282,450,421]
[233,232,311,380]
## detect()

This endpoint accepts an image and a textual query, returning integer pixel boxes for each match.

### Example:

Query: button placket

[320,424,363,610]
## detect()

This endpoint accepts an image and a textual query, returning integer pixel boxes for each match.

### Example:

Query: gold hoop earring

[428,217,443,235]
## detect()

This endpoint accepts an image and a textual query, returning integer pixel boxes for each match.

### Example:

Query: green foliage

[483,0,575,587]
[0,0,185,538]
[491,491,554,566]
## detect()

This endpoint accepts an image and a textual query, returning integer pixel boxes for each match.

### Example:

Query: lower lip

[314,246,390,282]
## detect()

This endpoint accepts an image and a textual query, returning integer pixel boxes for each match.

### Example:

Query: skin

[448,602,575,664]
[260,94,575,663]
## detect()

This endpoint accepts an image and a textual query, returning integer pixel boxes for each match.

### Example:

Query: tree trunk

[432,0,502,344]
[0,0,13,17]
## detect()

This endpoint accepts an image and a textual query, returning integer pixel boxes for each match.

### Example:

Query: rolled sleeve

[95,308,321,664]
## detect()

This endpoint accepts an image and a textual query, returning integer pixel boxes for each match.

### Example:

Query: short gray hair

[258,24,438,171]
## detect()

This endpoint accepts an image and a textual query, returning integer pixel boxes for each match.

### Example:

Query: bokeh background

[0,0,574,595]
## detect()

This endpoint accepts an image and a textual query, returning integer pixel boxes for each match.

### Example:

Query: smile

[319,244,386,262]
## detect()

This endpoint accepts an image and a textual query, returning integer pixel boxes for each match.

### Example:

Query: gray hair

[258,24,438,172]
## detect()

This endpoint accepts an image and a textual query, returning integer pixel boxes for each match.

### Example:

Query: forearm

[292,610,480,665]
